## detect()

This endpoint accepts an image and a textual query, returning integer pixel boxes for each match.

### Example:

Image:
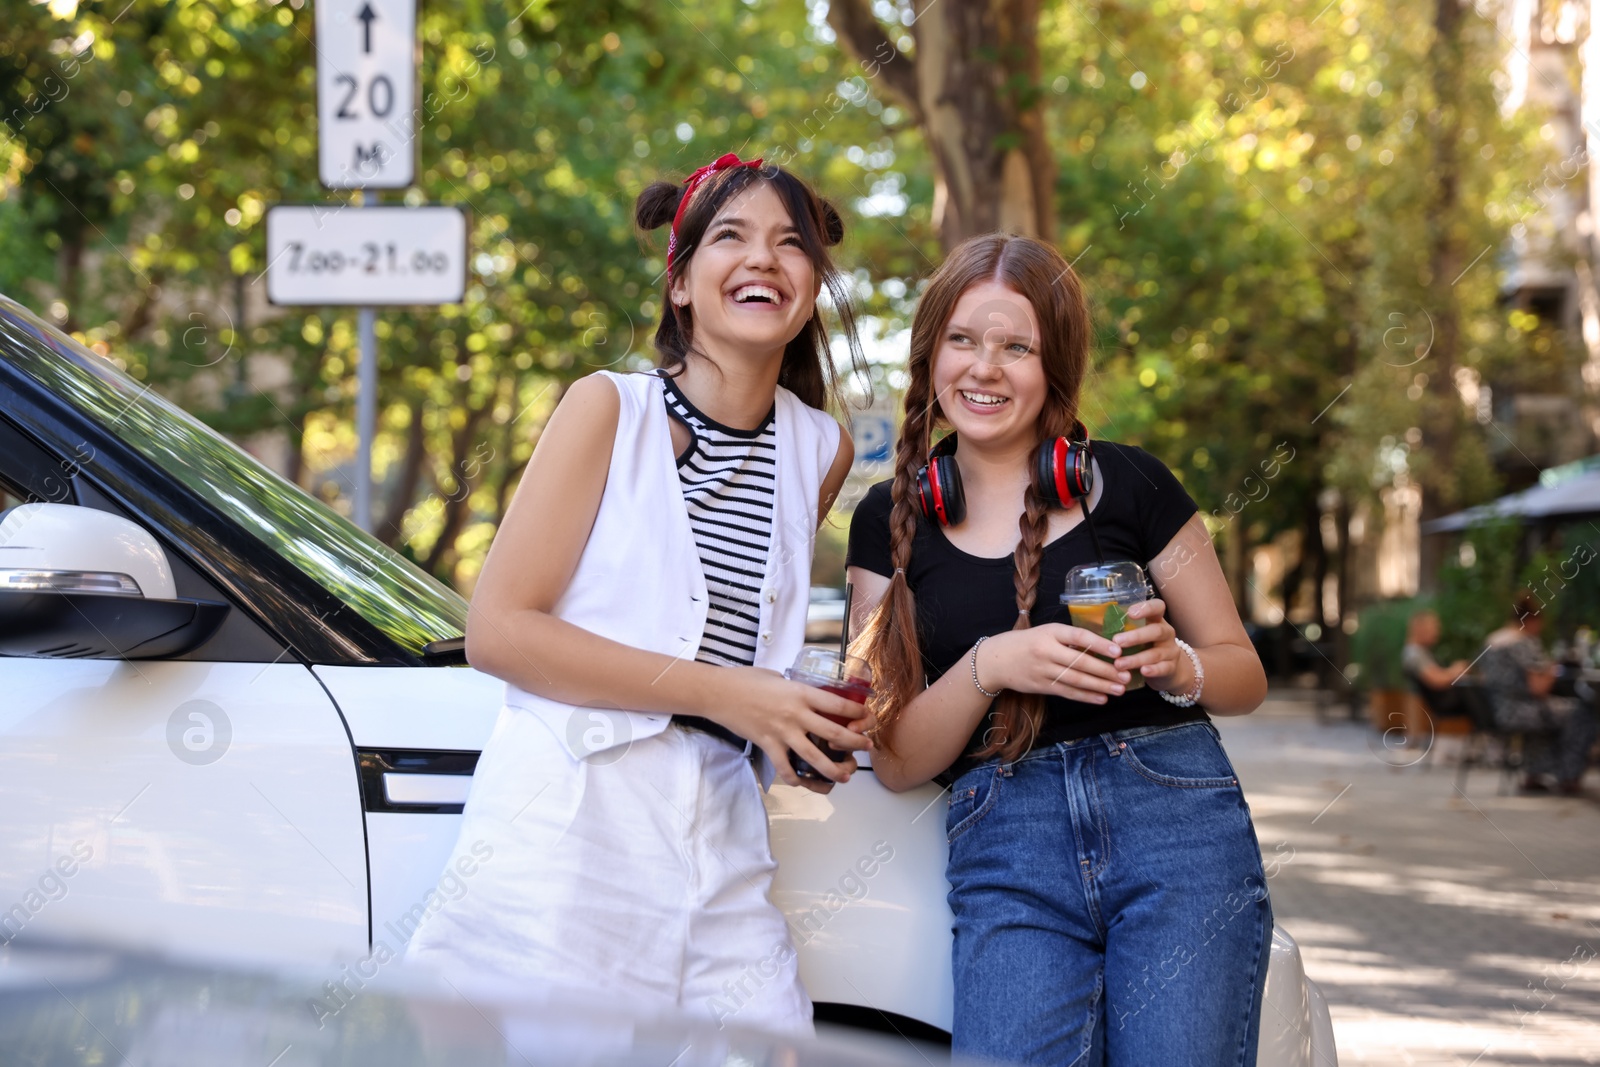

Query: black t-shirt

[847,441,1206,777]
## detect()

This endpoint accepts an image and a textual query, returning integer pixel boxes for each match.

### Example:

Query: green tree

[0,0,1572,619]
[826,0,1055,246]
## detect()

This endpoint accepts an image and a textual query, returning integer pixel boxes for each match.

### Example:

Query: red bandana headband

[666,152,765,284]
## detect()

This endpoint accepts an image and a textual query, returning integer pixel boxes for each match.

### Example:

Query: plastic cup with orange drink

[1061,561,1153,691]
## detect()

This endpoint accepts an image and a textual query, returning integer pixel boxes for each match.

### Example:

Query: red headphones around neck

[915,423,1093,527]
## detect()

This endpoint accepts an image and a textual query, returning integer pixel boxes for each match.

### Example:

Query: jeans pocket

[945,763,1002,844]
[1117,722,1240,788]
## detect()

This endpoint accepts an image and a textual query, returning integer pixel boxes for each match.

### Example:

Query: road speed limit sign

[265,205,466,306]
[316,0,416,189]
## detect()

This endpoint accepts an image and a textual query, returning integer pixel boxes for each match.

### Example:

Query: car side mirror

[0,503,228,659]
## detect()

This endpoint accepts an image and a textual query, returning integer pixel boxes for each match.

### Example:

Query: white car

[806,585,848,642]
[0,294,1335,1062]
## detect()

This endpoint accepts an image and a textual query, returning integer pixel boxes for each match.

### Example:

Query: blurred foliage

[1433,515,1522,662]
[1519,525,1600,646]
[1358,516,1597,669]
[1349,596,1417,691]
[0,0,1575,603]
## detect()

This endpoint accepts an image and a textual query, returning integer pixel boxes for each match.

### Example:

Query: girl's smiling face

[670,181,820,362]
[931,280,1049,452]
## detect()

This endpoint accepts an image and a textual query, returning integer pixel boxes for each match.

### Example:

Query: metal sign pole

[266,200,466,530]
[313,0,417,533]
[304,0,437,533]
[356,306,376,533]
[354,192,377,533]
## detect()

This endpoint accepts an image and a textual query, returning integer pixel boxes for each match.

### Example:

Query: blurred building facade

[1498,0,1600,476]
[1250,1,1600,644]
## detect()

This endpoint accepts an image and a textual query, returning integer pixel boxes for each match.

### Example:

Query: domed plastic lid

[790,646,872,687]
[1061,560,1150,604]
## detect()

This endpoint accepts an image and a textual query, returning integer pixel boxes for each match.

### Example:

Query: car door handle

[357,748,479,814]
[382,772,472,807]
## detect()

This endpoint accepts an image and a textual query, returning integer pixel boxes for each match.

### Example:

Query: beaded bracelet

[1157,637,1205,707]
[970,636,1002,699]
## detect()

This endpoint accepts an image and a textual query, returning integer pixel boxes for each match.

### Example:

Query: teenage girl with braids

[407,154,869,1034]
[847,234,1271,1065]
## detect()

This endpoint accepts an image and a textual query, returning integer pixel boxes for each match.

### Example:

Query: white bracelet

[970,637,1002,699]
[1158,638,1205,707]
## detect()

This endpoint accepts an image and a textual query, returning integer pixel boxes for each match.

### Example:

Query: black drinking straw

[1081,498,1106,564]
[1080,443,1106,564]
[840,580,854,659]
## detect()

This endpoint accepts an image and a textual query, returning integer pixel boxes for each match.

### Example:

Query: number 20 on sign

[316,0,416,189]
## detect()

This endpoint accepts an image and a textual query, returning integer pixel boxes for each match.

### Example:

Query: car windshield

[0,296,466,655]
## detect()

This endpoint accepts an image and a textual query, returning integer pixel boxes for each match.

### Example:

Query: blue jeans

[945,721,1272,1066]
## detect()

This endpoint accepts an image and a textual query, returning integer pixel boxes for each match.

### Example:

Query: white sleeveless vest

[503,368,840,775]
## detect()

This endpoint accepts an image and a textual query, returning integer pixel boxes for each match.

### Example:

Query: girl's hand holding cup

[976,624,1129,704]
[712,663,871,789]
[975,561,1196,705]
[783,648,876,789]
[1111,597,1188,690]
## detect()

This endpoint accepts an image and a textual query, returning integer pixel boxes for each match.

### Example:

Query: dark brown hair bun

[635,181,684,231]
[821,200,845,246]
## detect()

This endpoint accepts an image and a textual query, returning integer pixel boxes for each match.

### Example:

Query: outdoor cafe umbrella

[1422,460,1600,533]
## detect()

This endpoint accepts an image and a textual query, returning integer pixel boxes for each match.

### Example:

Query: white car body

[0,653,1334,1062]
[0,294,1335,1062]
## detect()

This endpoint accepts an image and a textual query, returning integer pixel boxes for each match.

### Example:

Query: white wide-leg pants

[405,704,811,1036]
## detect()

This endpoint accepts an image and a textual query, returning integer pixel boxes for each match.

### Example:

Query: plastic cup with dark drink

[785,646,873,781]
[1062,561,1153,691]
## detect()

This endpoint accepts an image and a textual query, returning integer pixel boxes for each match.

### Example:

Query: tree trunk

[1419,0,1463,592]
[1303,489,1332,687]
[121,274,168,341]
[1225,521,1249,617]
[422,398,493,577]
[284,427,305,489]
[1279,540,1305,632]
[57,233,84,334]
[1333,494,1353,700]
[826,0,1054,248]
[494,452,530,528]
[377,401,430,547]
[1308,493,1329,629]
[491,378,568,524]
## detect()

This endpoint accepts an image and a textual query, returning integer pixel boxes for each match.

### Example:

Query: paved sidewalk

[1216,697,1600,1067]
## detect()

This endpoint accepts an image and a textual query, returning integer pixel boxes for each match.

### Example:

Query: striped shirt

[661,372,776,668]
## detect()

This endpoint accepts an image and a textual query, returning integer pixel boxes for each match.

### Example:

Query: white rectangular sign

[265,205,467,306]
[316,0,416,189]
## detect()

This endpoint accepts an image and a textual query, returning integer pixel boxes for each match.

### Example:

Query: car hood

[0,941,959,1066]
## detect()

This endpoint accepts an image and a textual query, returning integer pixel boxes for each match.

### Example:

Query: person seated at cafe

[1401,608,1469,718]
[1479,594,1598,795]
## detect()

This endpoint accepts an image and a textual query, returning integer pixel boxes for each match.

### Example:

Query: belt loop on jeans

[1100,732,1123,757]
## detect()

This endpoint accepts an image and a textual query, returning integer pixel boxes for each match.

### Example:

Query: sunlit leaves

[0,0,1572,594]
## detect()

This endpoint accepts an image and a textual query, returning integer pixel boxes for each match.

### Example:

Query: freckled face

[930,281,1048,451]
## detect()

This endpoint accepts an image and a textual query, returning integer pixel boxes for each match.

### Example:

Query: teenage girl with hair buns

[407,154,868,1035]
[848,233,1273,1065]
